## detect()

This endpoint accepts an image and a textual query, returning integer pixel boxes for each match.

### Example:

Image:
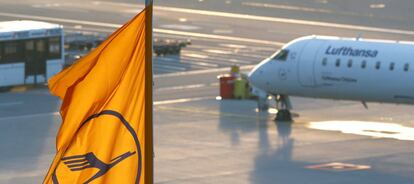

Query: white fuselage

[249,35,414,104]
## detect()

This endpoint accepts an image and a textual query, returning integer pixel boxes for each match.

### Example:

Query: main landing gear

[274,95,293,122]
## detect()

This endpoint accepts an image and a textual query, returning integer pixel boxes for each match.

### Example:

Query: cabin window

[404,63,410,72]
[375,61,381,70]
[272,49,289,61]
[322,58,327,66]
[335,59,341,67]
[361,60,367,69]
[347,59,353,68]
[389,63,395,71]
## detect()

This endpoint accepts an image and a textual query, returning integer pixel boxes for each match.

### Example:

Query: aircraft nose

[248,59,268,90]
[248,68,261,87]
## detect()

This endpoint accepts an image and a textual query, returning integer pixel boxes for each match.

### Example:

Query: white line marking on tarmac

[242,2,377,19]
[154,97,214,105]
[0,12,282,46]
[170,57,219,68]
[0,101,23,107]
[0,12,121,27]
[94,1,414,36]
[182,53,209,59]
[65,26,114,34]
[153,29,283,46]
[242,2,333,13]
[153,63,187,71]
[154,65,255,78]
[26,1,414,37]
[0,169,48,182]
[92,1,144,8]
[370,4,386,9]
[156,83,218,92]
[0,97,215,121]
[154,7,414,36]
[160,24,200,31]
[0,112,60,121]
[154,6,414,35]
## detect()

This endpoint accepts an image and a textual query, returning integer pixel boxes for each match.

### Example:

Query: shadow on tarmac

[216,99,414,184]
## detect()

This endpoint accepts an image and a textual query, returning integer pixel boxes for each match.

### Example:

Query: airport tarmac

[154,98,414,184]
[1,0,414,183]
[2,84,414,183]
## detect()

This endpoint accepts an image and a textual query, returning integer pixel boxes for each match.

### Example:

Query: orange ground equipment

[219,75,235,99]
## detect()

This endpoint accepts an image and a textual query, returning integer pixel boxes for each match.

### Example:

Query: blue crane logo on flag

[52,110,142,184]
[62,151,136,184]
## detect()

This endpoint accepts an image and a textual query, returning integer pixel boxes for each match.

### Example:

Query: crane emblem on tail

[62,151,136,184]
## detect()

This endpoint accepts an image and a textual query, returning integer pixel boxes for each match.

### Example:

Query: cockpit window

[271,49,289,61]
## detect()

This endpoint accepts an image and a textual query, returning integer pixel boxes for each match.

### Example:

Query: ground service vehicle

[154,38,191,56]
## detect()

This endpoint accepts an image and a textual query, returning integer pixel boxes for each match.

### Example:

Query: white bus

[0,20,64,87]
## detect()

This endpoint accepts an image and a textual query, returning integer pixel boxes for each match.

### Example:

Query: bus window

[0,43,3,63]
[36,40,45,52]
[272,50,289,61]
[25,41,34,51]
[5,42,17,55]
[48,37,61,59]
[3,41,22,63]
[25,40,34,51]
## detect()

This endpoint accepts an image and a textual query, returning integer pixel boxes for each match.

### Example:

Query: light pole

[144,0,154,184]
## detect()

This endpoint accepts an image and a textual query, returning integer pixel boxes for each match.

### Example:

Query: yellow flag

[43,4,153,184]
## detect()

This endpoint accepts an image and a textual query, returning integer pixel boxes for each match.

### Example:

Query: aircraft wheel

[275,109,293,122]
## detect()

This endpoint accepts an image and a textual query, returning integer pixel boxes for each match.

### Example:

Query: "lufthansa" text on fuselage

[325,46,378,58]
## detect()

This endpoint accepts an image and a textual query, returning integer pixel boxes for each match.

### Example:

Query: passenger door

[298,39,324,87]
[25,39,47,84]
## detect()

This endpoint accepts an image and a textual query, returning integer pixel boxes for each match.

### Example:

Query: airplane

[248,35,414,121]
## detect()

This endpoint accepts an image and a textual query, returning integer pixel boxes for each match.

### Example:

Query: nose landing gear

[253,87,294,121]
[275,95,293,122]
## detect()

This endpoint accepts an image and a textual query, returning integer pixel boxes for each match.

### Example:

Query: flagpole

[144,0,154,184]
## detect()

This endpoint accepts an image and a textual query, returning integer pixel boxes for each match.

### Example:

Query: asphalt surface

[0,0,414,183]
